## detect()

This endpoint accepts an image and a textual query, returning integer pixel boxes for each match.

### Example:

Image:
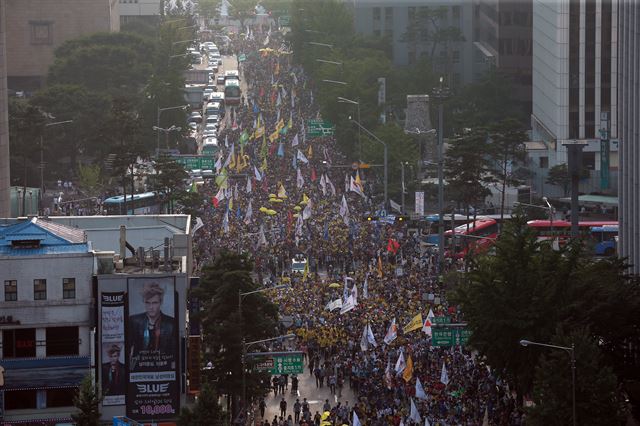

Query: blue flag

[253,102,260,114]
[236,206,242,219]
[323,221,329,240]
[277,142,284,158]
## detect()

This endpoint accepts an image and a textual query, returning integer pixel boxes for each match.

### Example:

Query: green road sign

[432,327,471,347]
[172,155,215,171]
[252,352,304,375]
[432,316,451,325]
[238,54,247,62]
[278,16,291,26]
[306,119,335,137]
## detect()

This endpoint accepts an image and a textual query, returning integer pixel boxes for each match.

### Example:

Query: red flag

[387,238,400,254]
[260,87,265,97]
[211,196,218,208]
[311,167,317,182]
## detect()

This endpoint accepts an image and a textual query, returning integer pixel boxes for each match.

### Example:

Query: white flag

[350,176,366,198]
[326,174,336,196]
[409,398,422,424]
[296,167,305,189]
[302,199,313,220]
[244,200,253,224]
[224,143,234,168]
[350,282,358,306]
[422,308,435,336]
[415,377,427,400]
[222,209,229,234]
[191,217,204,236]
[363,276,369,299]
[425,418,431,426]
[360,324,369,352]
[319,173,327,196]
[339,195,349,218]
[295,214,304,238]
[340,295,355,314]
[352,411,362,426]
[367,324,377,347]
[390,199,402,213]
[257,225,268,247]
[325,298,342,311]
[384,318,398,345]
[214,156,222,173]
[292,133,299,147]
[246,175,252,193]
[296,149,309,164]
[440,362,450,386]
[254,166,263,181]
[395,350,406,374]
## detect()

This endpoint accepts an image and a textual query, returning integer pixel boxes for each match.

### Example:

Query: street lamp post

[350,119,388,209]
[520,339,576,426]
[156,105,188,155]
[238,284,288,418]
[337,97,360,159]
[432,77,450,272]
[152,125,182,150]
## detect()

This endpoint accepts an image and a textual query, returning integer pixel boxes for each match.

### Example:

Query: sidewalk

[256,358,356,424]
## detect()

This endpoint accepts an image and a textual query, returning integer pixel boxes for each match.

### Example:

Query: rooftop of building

[0,217,89,256]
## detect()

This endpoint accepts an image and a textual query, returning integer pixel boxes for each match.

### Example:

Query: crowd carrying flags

[395,350,406,374]
[325,298,342,311]
[384,318,398,345]
[340,295,355,314]
[403,313,423,334]
[352,411,362,426]
[422,308,435,336]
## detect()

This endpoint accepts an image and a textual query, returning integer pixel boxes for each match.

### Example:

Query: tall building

[0,0,9,218]
[349,0,483,88]
[529,0,618,197]
[118,0,162,27]
[618,1,640,273]
[5,0,119,92]
[474,0,533,117]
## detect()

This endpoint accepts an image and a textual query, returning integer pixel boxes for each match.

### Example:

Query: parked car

[188,111,202,124]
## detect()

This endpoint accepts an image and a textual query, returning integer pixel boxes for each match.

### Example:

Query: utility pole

[432,77,450,271]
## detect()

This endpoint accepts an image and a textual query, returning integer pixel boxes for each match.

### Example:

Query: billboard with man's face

[126,277,179,420]
[101,292,126,406]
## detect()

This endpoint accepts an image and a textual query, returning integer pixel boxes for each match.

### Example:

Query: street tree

[546,164,570,196]
[227,0,259,30]
[148,154,189,214]
[487,119,527,221]
[526,328,626,425]
[77,164,103,198]
[444,128,494,217]
[72,374,102,426]
[178,383,228,426]
[193,252,279,418]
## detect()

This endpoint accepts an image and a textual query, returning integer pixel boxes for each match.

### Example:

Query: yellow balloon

[269,193,277,198]
[259,207,268,212]
[266,209,277,215]
[294,206,302,211]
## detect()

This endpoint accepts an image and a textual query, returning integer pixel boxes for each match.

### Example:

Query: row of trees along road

[283,0,534,209]
[8,7,196,210]
[452,214,640,424]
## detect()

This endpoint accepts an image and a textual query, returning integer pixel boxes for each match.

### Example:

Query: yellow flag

[302,193,309,204]
[402,355,414,382]
[403,313,423,334]
[229,151,236,169]
[261,156,267,172]
[288,115,293,129]
[275,118,285,132]
[278,183,287,198]
[254,126,265,139]
[269,129,280,143]
[229,197,233,211]
[307,144,313,159]
[257,114,261,129]
[355,171,363,187]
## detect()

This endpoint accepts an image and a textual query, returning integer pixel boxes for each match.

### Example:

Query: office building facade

[529,0,618,197]
[618,1,640,273]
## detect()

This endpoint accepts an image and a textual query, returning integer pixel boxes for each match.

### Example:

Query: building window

[452,50,460,63]
[539,157,549,169]
[46,326,79,356]
[385,7,393,21]
[34,279,46,300]
[452,73,461,87]
[582,152,596,170]
[5,390,37,410]
[3,328,37,358]
[4,280,17,301]
[29,21,53,45]
[452,6,461,19]
[373,29,381,37]
[373,7,381,21]
[63,278,76,299]
[384,29,393,40]
[47,388,76,407]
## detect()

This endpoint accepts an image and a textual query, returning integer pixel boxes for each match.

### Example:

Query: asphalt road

[257,357,356,425]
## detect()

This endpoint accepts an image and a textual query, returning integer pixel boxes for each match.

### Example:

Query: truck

[184,84,206,109]
[183,69,210,85]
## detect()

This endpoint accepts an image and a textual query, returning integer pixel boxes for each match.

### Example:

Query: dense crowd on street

[192,27,523,426]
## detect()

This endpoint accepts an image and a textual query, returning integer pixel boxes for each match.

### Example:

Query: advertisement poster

[126,277,179,420]
[101,292,126,406]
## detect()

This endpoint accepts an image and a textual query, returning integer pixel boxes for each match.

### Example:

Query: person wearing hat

[102,343,125,396]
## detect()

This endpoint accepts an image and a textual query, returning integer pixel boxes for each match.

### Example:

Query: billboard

[101,292,126,406]
[126,277,179,420]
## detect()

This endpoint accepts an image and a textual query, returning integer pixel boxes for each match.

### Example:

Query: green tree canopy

[193,252,279,418]
[72,374,102,426]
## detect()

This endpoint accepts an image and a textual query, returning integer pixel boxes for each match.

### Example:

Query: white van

[205,101,222,116]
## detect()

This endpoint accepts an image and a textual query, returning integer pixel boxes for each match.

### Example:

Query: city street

[258,358,356,424]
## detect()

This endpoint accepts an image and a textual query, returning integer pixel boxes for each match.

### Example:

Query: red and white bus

[526,220,618,249]
[444,218,499,259]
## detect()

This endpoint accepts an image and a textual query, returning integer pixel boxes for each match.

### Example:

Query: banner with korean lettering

[126,277,179,421]
[101,292,126,406]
